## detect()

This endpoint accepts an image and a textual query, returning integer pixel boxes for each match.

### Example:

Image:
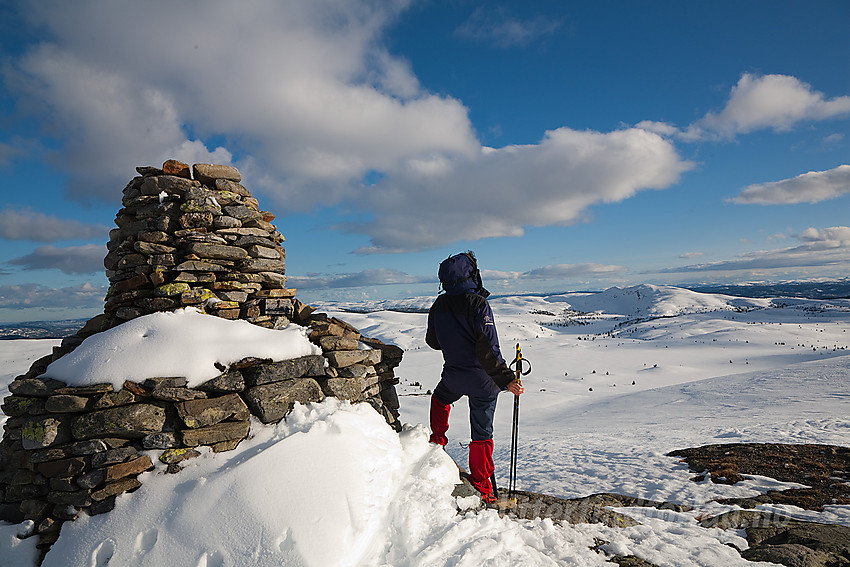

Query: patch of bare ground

[670,443,850,566]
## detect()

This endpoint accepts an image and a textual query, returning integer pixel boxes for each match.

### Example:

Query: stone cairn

[0,161,404,560]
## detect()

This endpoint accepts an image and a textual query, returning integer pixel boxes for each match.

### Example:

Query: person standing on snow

[425,251,524,503]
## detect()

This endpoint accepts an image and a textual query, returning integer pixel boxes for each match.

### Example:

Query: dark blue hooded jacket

[426,254,515,398]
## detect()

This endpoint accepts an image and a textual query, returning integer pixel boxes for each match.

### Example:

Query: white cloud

[7,2,688,254]
[9,0,475,206]
[685,73,850,140]
[483,263,625,281]
[288,268,433,290]
[0,207,109,242]
[350,127,692,252]
[454,6,562,47]
[0,281,105,309]
[733,164,850,204]
[8,244,105,274]
[634,120,681,138]
[797,226,850,247]
[660,226,850,274]
[679,252,703,259]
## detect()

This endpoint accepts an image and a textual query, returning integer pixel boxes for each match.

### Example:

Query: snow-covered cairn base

[0,161,403,558]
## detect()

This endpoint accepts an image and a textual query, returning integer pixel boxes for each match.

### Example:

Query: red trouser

[429,395,450,446]
[469,439,494,497]
[429,395,495,497]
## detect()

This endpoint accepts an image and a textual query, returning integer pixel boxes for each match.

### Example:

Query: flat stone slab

[180,420,250,447]
[176,394,250,428]
[71,404,167,440]
[241,356,326,386]
[244,379,323,423]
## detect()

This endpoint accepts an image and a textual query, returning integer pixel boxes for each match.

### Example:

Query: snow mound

[40,399,606,567]
[43,308,321,389]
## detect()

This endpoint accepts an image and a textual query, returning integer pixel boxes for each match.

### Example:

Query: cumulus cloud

[10,43,232,201]
[797,226,850,246]
[9,0,475,205]
[733,164,850,204]
[684,73,850,140]
[659,226,850,274]
[8,244,105,274]
[6,2,691,254]
[288,268,433,290]
[0,207,109,241]
[349,127,692,252]
[0,281,105,309]
[454,6,562,47]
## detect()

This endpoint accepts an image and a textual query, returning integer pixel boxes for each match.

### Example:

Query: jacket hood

[438,253,488,296]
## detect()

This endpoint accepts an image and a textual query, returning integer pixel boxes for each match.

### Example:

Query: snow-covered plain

[2,284,849,566]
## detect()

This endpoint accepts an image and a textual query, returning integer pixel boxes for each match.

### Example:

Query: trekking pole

[507,343,531,503]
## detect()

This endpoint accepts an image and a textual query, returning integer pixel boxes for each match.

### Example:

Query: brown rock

[162,159,191,178]
[105,455,152,482]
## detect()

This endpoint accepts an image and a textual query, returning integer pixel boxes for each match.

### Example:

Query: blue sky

[0,0,849,322]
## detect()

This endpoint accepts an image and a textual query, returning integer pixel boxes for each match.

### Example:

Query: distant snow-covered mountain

[315,284,772,319]
[546,284,771,317]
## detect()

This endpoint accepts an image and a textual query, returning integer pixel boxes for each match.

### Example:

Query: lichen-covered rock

[1,396,42,417]
[21,417,72,450]
[71,404,166,440]
[155,282,192,296]
[159,447,201,465]
[175,394,250,428]
[245,379,323,423]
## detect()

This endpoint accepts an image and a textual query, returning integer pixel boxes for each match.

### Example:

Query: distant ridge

[685,279,850,300]
[3,280,849,337]
[0,319,88,340]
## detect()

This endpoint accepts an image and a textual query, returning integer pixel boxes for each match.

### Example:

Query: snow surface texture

[2,284,849,566]
[43,308,321,389]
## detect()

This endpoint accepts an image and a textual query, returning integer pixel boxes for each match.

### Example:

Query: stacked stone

[102,160,289,328]
[0,342,401,556]
[0,161,406,561]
